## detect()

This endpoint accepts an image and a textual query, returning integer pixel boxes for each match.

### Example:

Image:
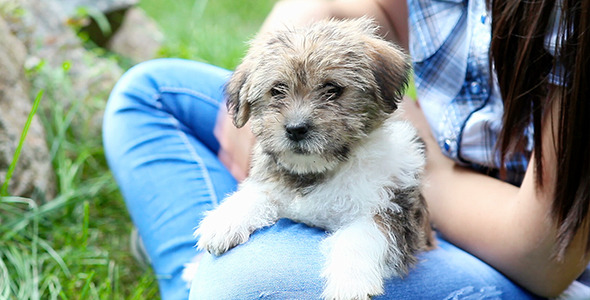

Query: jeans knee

[102,59,173,145]
[189,220,326,299]
[191,252,324,300]
[105,58,229,116]
[107,59,173,106]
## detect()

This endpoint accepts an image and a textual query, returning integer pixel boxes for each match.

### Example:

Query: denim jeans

[103,58,540,300]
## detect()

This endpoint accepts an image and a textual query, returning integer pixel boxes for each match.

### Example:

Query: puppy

[195,18,433,300]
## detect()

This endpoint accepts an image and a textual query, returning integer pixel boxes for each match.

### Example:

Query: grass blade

[1,90,44,196]
[79,270,95,299]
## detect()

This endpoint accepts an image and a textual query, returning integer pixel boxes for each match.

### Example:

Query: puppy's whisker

[272,115,281,125]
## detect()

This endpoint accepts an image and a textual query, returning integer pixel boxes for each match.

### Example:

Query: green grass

[1,90,43,196]
[1,58,159,299]
[139,0,277,69]
[0,1,275,299]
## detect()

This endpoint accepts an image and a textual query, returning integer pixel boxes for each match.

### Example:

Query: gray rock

[107,7,163,62]
[18,0,124,110]
[0,17,55,200]
[0,0,163,200]
[56,0,138,16]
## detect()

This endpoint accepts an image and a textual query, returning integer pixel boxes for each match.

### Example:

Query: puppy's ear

[366,38,411,113]
[225,60,253,128]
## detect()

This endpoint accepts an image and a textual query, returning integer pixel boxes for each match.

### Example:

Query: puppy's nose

[285,123,310,142]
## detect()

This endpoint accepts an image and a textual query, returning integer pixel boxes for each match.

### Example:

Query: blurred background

[0,0,275,298]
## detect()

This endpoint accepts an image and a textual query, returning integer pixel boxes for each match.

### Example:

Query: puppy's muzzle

[285,122,311,142]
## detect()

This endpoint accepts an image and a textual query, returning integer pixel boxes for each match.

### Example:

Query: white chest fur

[266,117,425,231]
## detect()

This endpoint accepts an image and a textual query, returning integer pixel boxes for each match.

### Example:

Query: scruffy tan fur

[195,18,434,300]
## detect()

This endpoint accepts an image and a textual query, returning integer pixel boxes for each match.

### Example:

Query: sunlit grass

[1,57,158,299]
[139,0,276,69]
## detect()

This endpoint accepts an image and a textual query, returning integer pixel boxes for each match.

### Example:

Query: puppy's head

[225,18,411,175]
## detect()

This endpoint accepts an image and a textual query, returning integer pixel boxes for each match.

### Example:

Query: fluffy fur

[195,18,433,300]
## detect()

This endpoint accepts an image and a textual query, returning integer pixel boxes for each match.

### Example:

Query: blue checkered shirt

[408,0,537,185]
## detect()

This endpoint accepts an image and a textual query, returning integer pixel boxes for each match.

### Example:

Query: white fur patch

[194,183,279,256]
[180,253,204,288]
[277,152,339,174]
[280,116,424,231]
[320,220,392,300]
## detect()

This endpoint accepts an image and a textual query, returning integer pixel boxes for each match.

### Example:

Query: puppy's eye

[321,82,343,101]
[270,83,288,99]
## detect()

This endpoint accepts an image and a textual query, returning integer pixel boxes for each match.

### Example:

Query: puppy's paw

[320,243,386,300]
[194,208,252,256]
[321,269,384,300]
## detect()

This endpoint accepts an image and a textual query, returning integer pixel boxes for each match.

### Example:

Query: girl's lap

[190,219,538,299]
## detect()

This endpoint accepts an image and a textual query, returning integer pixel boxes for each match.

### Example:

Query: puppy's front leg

[320,219,390,300]
[195,181,279,256]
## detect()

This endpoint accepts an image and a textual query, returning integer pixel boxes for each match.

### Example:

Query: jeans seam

[153,86,221,207]
[169,116,220,206]
[159,86,222,108]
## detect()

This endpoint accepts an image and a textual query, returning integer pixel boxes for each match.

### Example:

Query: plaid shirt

[408,0,534,185]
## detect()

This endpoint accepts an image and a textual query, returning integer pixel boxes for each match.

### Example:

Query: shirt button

[443,138,453,152]
[470,81,482,94]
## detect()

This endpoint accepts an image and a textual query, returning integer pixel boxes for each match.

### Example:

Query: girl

[103,0,590,298]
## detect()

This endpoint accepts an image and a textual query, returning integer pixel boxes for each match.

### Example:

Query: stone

[0,16,55,200]
[107,7,163,62]
[0,0,163,200]
[56,0,138,16]
[18,0,124,117]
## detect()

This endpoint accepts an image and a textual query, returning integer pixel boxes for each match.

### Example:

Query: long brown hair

[489,0,590,259]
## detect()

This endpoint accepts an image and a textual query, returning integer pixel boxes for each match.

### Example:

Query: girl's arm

[402,94,590,298]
